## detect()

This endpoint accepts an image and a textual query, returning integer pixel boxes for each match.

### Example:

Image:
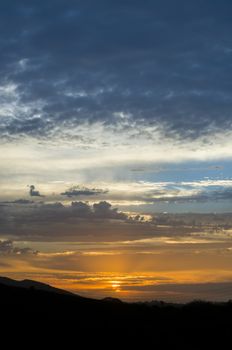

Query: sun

[111,280,121,292]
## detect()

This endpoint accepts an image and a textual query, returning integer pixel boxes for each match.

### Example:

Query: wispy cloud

[61,185,108,197]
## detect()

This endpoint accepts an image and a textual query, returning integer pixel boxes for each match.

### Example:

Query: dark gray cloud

[0,239,37,255]
[71,201,92,217]
[61,185,108,197]
[93,201,126,219]
[0,0,232,141]
[148,187,232,204]
[1,198,232,240]
[12,199,34,204]
[29,185,44,197]
[0,200,129,238]
[0,199,34,205]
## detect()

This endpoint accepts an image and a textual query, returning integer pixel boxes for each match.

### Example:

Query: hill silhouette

[0,277,231,347]
[0,276,73,295]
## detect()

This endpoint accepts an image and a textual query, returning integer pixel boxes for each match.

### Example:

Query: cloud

[12,199,34,204]
[93,201,127,220]
[122,282,232,302]
[0,240,38,255]
[1,196,232,243]
[102,179,232,206]
[70,201,92,217]
[0,199,34,206]
[145,188,232,204]
[61,185,108,197]
[0,200,132,239]
[36,200,126,220]
[0,0,231,143]
[1,178,232,213]
[29,185,44,197]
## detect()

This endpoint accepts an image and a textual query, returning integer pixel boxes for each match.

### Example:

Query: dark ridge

[0,276,73,295]
[101,297,123,303]
[0,277,231,347]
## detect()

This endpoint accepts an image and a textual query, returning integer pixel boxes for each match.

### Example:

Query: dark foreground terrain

[0,277,231,347]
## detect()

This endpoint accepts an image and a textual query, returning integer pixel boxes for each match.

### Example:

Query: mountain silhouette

[0,276,73,295]
[0,276,231,347]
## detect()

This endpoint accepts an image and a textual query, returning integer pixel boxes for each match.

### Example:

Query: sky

[1,0,232,301]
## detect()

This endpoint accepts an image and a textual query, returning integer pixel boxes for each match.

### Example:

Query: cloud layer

[61,185,108,197]
[0,0,232,143]
[1,1,232,302]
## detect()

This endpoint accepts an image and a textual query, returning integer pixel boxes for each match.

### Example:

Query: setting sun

[111,281,121,291]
